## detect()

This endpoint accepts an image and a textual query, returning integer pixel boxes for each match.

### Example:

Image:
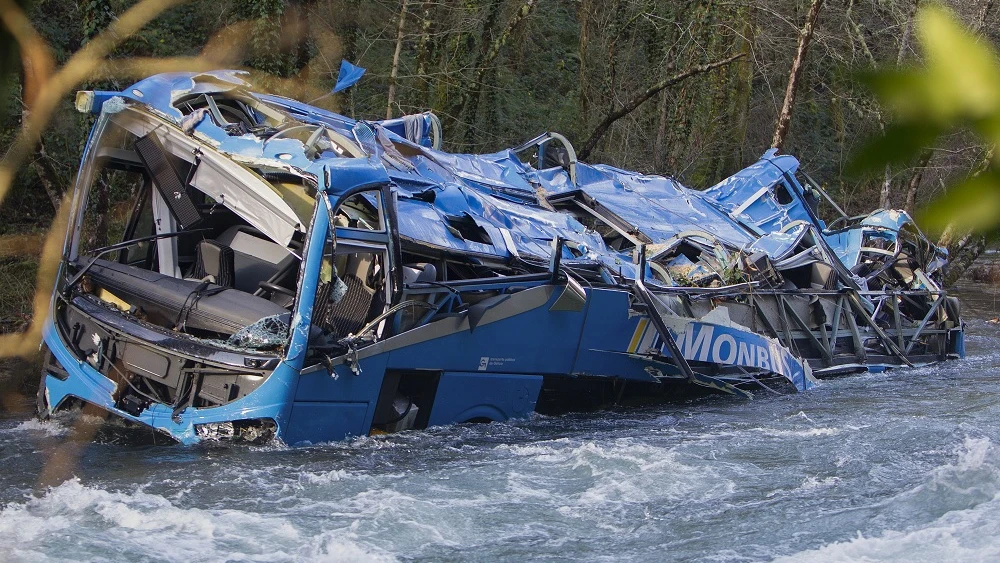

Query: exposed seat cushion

[86,259,287,336]
[190,240,235,287]
[215,225,293,293]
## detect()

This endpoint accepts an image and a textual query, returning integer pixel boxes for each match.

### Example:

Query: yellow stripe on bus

[628,318,649,353]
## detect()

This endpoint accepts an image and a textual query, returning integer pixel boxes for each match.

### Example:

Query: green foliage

[233,0,306,77]
[81,0,114,41]
[0,257,37,331]
[857,5,1000,233]
[0,1,30,127]
[926,171,1000,232]
[3,0,997,235]
[0,0,237,233]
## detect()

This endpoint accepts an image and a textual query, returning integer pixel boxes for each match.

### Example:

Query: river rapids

[2,279,1000,562]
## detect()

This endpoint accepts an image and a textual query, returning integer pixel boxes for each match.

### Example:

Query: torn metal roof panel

[559,164,756,248]
[93,71,942,277]
[702,149,816,235]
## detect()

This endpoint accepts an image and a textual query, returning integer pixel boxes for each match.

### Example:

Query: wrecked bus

[36,71,964,444]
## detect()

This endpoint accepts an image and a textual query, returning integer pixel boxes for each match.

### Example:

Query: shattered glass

[227,314,290,350]
[102,95,128,114]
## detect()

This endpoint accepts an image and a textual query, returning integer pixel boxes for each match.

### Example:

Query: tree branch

[386,0,409,119]
[771,0,825,151]
[578,53,745,161]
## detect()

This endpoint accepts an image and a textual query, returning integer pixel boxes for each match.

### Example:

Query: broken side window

[773,181,794,205]
[313,190,391,344]
[334,192,384,231]
[119,174,155,269]
[79,167,149,263]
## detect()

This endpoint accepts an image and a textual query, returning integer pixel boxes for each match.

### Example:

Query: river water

[1,281,1000,562]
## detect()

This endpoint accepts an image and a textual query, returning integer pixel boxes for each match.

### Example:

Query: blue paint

[283,401,370,445]
[332,60,366,93]
[427,372,543,426]
[41,72,962,445]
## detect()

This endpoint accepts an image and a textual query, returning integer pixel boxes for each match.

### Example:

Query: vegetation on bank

[0,0,998,355]
[6,1,999,224]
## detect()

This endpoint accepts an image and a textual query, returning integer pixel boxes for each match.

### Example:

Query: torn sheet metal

[37,71,964,446]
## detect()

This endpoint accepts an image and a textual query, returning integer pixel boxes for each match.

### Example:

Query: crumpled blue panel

[396,198,507,258]
[257,93,357,136]
[423,150,538,197]
[822,210,912,270]
[529,161,757,250]
[359,130,609,260]
[545,163,755,247]
[747,224,809,260]
[861,209,914,231]
[825,228,864,269]
[396,176,604,261]
[702,151,813,234]
[128,71,250,122]
[379,114,435,148]
[325,158,392,194]
[531,166,576,193]
[124,71,927,283]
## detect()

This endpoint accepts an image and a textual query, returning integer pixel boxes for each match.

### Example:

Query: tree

[772,0,825,152]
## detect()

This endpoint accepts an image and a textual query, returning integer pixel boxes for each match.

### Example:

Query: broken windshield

[63,101,317,352]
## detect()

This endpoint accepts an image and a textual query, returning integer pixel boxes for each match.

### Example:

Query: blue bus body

[37,72,963,444]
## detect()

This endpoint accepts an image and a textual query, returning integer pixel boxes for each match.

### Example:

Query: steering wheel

[258,281,296,299]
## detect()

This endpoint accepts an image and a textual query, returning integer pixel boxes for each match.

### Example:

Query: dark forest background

[0,0,995,329]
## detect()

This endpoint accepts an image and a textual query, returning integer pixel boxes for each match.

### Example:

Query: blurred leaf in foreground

[855,5,1000,234]
[923,172,1000,233]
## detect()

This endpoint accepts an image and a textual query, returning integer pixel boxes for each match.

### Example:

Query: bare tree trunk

[721,0,754,177]
[415,1,435,108]
[884,0,924,210]
[461,0,538,144]
[91,177,111,250]
[578,53,744,161]
[458,0,505,140]
[651,1,684,174]
[386,0,409,119]
[880,165,893,209]
[474,0,536,82]
[665,83,694,172]
[897,0,920,66]
[846,0,919,208]
[577,0,590,121]
[29,139,62,211]
[976,0,995,34]
[19,56,60,211]
[939,147,993,286]
[934,0,995,286]
[943,232,988,287]
[846,0,892,205]
[653,89,670,172]
[903,148,933,213]
[771,0,824,151]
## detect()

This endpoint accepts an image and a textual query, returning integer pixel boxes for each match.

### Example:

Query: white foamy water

[1,283,1000,562]
[4,418,70,437]
[0,477,396,563]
